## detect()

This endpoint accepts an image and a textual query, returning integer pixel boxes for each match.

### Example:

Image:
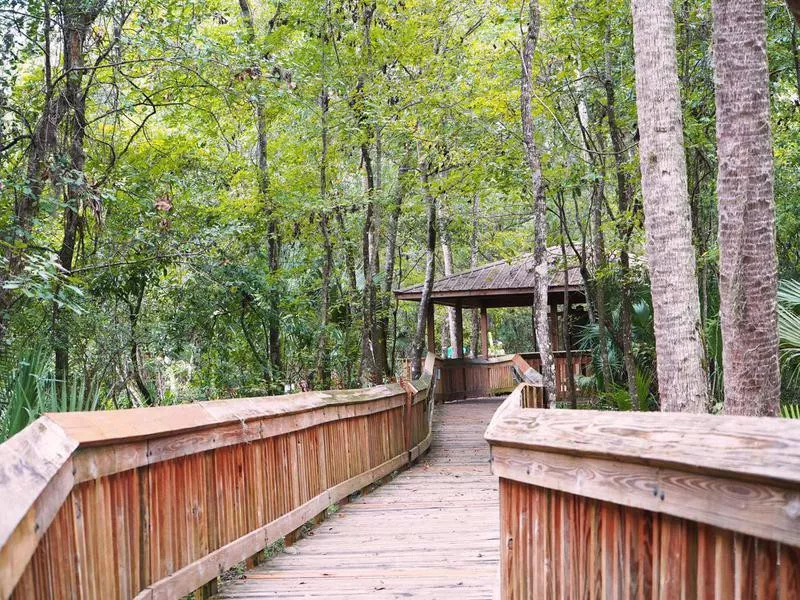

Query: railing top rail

[486,383,800,547]
[0,353,436,597]
[45,382,409,446]
[485,399,800,488]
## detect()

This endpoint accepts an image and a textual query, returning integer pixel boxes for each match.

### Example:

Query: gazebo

[395,250,592,401]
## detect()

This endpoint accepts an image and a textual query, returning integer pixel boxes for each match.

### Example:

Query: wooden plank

[485,405,800,488]
[480,305,489,359]
[489,444,800,547]
[0,416,77,598]
[217,399,500,600]
[142,451,411,599]
[48,384,410,449]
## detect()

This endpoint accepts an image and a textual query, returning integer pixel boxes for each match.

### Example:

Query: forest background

[1,0,800,435]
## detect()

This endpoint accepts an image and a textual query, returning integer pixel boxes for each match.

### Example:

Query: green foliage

[0,347,101,441]
[781,403,800,419]
[778,280,800,387]
[0,0,797,413]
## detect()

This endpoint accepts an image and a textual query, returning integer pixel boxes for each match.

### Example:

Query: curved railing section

[431,353,547,403]
[486,385,800,598]
[0,353,437,599]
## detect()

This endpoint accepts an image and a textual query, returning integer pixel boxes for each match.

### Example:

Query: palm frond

[781,404,800,419]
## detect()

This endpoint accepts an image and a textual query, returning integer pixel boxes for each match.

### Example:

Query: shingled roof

[394,249,584,308]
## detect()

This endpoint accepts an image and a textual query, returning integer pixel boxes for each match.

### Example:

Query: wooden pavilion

[394,250,593,402]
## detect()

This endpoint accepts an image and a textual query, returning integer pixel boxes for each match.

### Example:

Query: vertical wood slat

[7,359,436,600]
[497,481,800,599]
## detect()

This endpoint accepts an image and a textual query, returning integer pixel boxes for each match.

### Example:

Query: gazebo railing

[485,385,800,598]
[0,353,436,600]
[402,351,590,403]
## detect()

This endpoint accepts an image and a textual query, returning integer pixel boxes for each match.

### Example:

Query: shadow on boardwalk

[217,398,502,599]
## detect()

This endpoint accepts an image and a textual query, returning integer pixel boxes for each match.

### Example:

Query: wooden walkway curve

[217,398,502,599]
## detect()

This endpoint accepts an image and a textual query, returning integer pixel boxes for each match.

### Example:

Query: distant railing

[485,386,800,598]
[0,353,437,600]
[401,351,589,403]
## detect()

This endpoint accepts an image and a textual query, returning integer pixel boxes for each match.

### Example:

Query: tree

[630,0,708,412]
[520,0,556,404]
[713,0,780,416]
[411,162,437,379]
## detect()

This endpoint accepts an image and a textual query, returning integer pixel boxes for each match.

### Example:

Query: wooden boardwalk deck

[216,398,501,599]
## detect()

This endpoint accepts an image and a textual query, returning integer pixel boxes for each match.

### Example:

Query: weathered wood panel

[216,398,502,600]
[417,352,590,403]
[2,355,436,600]
[500,480,800,600]
[487,382,800,599]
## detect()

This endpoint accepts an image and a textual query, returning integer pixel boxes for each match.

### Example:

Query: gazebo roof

[394,249,584,309]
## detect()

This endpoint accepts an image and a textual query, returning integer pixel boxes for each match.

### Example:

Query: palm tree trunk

[713,0,780,416]
[631,0,708,412]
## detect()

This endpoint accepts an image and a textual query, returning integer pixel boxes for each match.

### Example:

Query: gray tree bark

[470,194,480,358]
[713,0,780,416]
[521,0,556,405]
[631,0,708,412]
[438,199,458,350]
[411,165,437,379]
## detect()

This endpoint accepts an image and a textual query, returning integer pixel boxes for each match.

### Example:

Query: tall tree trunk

[470,194,480,358]
[559,218,577,409]
[357,1,380,385]
[590,181,613,391]
[359,146,378,384]
[54,11,92,387]
[788,0,800,25]
[631,0,708,412]
[521,0,556,405]
[316,78,332,388]
[438,199,458,349]
[411,166,437,379]
[713,0,780,416]
[604,45,639,409]
[377,148,411,378]
[239,0,281,386]
[0,0,89,345]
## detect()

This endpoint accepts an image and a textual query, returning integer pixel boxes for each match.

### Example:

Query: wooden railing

[0,353,437,600]
[485,385,800,599]
[432,353,536,403]
[414,351,589,403]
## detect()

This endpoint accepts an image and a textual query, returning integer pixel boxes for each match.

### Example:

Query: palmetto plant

[782,404,800,419]
[0,346,101,441]
[778,279,800,385]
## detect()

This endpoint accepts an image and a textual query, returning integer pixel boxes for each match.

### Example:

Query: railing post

[400,378,415,458]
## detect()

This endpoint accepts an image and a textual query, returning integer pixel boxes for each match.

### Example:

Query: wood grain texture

[5,355,436,600]
[499,480,800,600]
[489,389,800,598]
[0,416,77,599]
[216,398,502,600]
[414,353,590,403]
[485,399,800,487]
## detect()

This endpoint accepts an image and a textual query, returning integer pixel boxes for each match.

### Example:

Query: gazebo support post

[426,302,436,354]
[549,302,559,351]
[480,306,489,359]
[454,300,464,358]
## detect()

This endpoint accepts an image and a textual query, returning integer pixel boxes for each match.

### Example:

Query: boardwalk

[217,398,502,599]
